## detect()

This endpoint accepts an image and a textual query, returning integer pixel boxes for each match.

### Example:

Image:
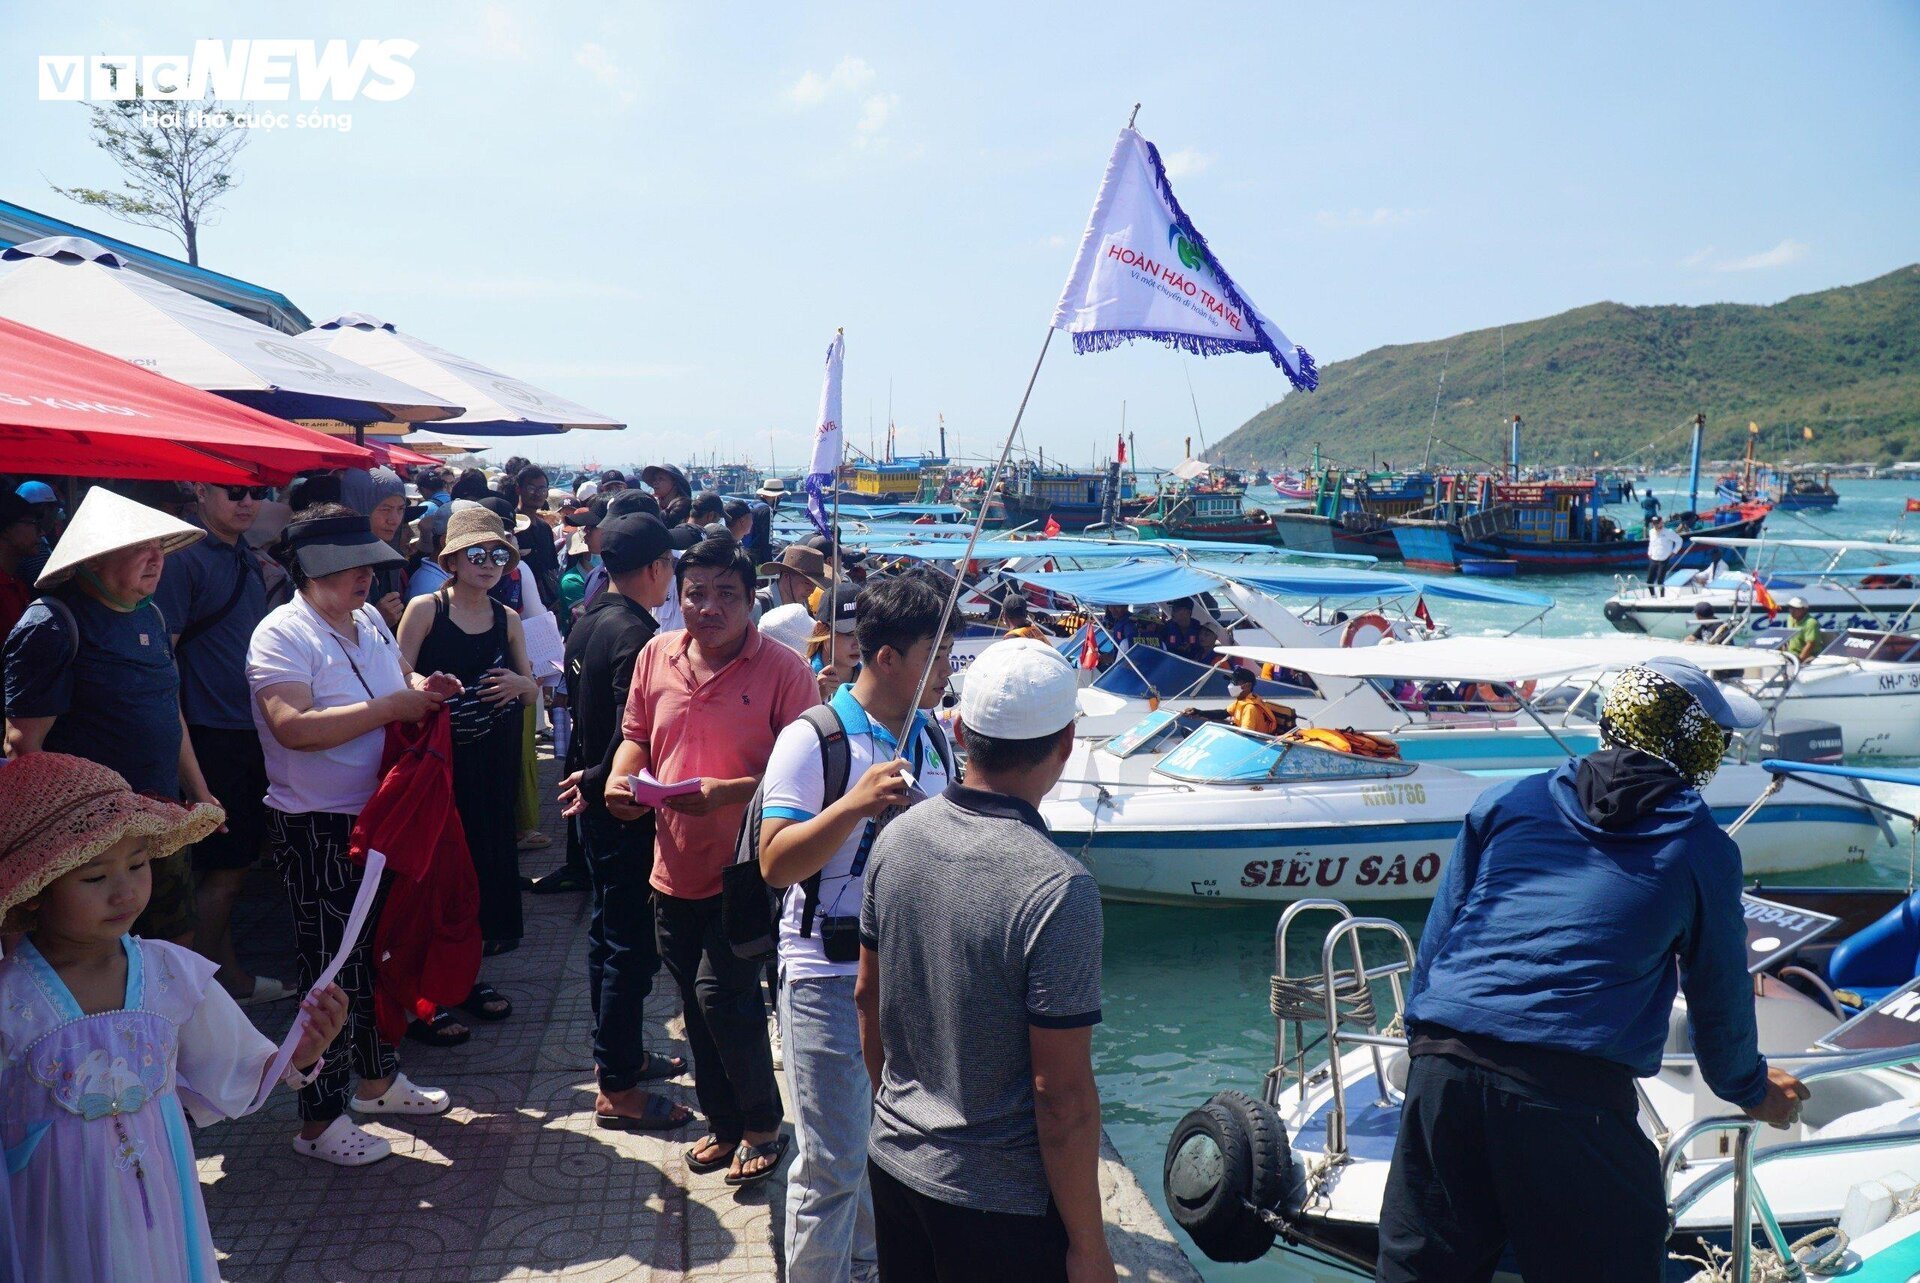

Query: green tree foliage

[1212,266,1920,469]
[51,78,248,267]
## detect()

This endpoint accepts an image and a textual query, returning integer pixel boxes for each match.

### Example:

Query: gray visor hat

[283,514,405,578]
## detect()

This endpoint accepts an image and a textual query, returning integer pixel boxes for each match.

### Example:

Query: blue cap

[16,481,57,505]
[1639,656,1767,731]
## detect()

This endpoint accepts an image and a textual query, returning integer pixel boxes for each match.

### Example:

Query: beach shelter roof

[300,313,623,435]
[0,316,377,483]
[0,239,460,425]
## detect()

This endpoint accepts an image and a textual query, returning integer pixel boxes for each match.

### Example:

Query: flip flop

[595,1094,694,1132]
[404,1009,472,1047]
[459,983,513,1022]
[292,1116,391,1168]
[685,1135,737,1174]
[237,976,294,1007]
[724,1133,792,1187]
[636,1050,688,1082]
[351,1073,450,1116]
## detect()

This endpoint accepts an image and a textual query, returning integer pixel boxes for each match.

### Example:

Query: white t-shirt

[1647,526,1684,561]
[760,689,952,983]
[247,594,410,816]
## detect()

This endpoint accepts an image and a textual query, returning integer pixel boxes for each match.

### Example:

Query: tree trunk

[184,217,198,266]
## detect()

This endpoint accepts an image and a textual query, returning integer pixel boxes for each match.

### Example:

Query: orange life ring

[1341,612,1394,648]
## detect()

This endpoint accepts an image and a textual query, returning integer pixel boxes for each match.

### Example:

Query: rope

[1672,1226,1850,1282]
[1269,968,1378,1026]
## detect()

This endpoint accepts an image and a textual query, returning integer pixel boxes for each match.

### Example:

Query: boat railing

[1658,1044,1920,1283]
[1267,904,1415,1157]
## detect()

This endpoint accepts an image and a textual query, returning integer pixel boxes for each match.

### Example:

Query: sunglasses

[222,485,273,501]
[462,546,514,567]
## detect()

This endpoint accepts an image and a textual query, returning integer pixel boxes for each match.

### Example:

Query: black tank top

[417,593,516,744]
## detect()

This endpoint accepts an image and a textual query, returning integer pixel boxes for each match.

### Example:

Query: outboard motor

[1757,718,1844,765]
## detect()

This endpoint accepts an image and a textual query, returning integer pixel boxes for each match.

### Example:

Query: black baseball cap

[566,488,658,528]
[598,468,627,486]
[599,513,674,574]
[814,590,860,633]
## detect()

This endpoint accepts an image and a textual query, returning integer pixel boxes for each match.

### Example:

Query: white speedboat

[1161,897,1920,1280]
[1604,538,1920,642]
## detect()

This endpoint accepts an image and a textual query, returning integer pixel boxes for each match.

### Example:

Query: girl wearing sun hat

[0,753,348,1282]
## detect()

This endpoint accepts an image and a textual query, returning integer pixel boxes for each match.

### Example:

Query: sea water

[1093,477,1920,1280]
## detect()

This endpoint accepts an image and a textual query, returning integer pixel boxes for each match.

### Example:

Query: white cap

[758,602,815,657]
[959,638,1078,739]
[577,480,600,502]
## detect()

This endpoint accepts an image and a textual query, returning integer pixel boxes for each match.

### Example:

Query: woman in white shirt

[247,504,460,1168]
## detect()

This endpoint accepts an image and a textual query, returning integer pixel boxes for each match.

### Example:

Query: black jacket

[563,588,658,808]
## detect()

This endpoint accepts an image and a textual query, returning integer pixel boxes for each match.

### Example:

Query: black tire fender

[1162,1090,1292,1263]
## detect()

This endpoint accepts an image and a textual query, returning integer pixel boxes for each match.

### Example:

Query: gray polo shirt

[860,784,1103,1217]
[152,523,267,730]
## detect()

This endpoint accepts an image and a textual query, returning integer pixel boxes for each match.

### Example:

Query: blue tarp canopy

[864,539,1185,562]
[1004,560,1554,608]
[1760,759,1920,788]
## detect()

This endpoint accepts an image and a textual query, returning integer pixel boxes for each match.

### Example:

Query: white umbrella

[301,311,622,435]
[0,238,460,426]
[299,313,624,436]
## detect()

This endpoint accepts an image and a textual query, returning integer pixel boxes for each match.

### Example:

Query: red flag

[1907,498,1920,513]
[1043,514,1061,538]
[1414,597,1435,629]
[1753,578,1779,621]
[1117,435,1127,464]
[1079,621,1100,670]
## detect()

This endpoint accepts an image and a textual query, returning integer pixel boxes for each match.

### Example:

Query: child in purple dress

[0,753,347,1282]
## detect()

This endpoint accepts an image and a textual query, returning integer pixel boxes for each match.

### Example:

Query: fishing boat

[1268,470,1435,559]
[998,458,1141,531]
[1042,639,1887,908]
[1128,464,1280,544]
[1158,877,1920,1278]
[686,461,762,495]
[1603,538,1920,642]
[834,458,934,507]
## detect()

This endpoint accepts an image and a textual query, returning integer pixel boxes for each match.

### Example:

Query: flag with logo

[1117,434,1128,463]
[1753,578,1779,621]
[1907,498,1920,514]
[1043,514,1062,538]
[1413,597,1435,630]
[1079,621,1100,670]
[1051,127,1317,390]
[803,331,845,537]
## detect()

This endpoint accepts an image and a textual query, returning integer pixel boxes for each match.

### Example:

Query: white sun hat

[959,638,1078,739]
[36,486,205,590]
[758,602,815,657]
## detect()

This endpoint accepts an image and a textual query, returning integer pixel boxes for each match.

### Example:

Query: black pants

[870,1160,1069,1282]
[1375,1054,1666,1283]
[187,725,269,871]
[1646,556,1670,597]
[583,805,661,1092]
[266,809,398,1122]
[654,890,780,1137]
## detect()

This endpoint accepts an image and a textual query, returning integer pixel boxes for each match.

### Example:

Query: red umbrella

[362,438,443,470]
[0,316,375,483]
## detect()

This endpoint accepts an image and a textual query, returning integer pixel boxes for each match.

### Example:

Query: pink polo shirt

[622,625,821,899]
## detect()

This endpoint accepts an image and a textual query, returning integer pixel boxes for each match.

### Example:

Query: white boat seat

[1384,1049,1410,1093]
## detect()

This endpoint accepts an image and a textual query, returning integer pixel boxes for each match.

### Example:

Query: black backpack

[722,704,953,962]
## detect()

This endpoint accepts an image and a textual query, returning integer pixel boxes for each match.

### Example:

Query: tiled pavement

[197,748,1198,1282]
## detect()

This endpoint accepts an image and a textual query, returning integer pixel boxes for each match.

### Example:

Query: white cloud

[461,3,529,60]
[1711,238,1809,272]
[1314,207,1417,229]
[854,92,898,140]
[790,56,875,106]
[573,42,635,105]
[1680,246,1717,269]
[1047,233,1068,248]
[1161,148,1212,180]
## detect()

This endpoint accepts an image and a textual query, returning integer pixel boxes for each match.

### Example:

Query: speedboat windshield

[1151,721,1415,784]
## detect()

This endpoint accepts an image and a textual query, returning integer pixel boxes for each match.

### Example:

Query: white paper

[253,848,387,1110]
[521,610,566,681]
[628,769,703,808]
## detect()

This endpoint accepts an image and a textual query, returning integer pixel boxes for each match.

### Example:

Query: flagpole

[894,327,1057,751]
[828,330,845,689]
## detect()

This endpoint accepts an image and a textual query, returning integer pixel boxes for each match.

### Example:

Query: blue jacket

[1406,760,1768,1108]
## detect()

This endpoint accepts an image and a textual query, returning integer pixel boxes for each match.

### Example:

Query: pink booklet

[628,769,703,807]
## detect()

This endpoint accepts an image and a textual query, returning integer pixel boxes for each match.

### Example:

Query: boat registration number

[1360,783,1427,808]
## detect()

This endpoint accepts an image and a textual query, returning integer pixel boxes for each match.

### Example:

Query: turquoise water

[1091,477,1920,1280]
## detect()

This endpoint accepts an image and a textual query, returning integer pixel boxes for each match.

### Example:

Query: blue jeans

[781,973,878,1283]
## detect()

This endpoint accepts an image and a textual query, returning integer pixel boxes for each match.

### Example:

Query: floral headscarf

[1600,664,1729,789]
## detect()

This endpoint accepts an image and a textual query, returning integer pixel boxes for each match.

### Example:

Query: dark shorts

[187,725,270,872]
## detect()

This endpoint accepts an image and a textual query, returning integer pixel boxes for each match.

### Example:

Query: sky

[4,2,1917,474]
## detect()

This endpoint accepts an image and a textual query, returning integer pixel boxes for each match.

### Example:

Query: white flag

[803,331,845,535]
[1052,128,1316,390]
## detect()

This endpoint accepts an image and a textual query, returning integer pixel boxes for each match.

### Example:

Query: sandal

[404,1009,472,1047]
[517,830,552,850]
[596,1093,694,1132]
[686,1135,736,1174]
[351,1073,450,1116]
[724,1133,792,1187]
[293,1115,391,1167]
[459,983,513,1022]
[637,1050,688,1082]
[237,976,294,1007]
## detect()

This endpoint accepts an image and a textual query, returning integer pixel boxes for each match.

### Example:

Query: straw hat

[36,486,205,591]
[0,754,225,930]
[440,506,520,571]
[755,478,788,501]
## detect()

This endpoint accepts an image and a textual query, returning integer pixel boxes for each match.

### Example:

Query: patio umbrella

[362,438,443,469]
[299,313,623,435]
[0,315,376,483]
[402,433,490,457]
[0,238,462,426]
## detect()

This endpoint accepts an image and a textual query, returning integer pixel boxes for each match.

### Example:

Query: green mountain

[1212,265,1920,470]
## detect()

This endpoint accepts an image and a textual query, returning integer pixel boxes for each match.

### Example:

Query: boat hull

[1393,513,1770,574]
[1603,586,1920,641]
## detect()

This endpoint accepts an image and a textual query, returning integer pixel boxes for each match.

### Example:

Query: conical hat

[36,486,206,590]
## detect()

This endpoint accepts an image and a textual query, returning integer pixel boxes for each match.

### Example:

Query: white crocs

[292,1115,391,1167]
[350,1072,450,1116]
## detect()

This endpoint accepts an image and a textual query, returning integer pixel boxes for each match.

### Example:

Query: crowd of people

[0,460,1119,1282]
